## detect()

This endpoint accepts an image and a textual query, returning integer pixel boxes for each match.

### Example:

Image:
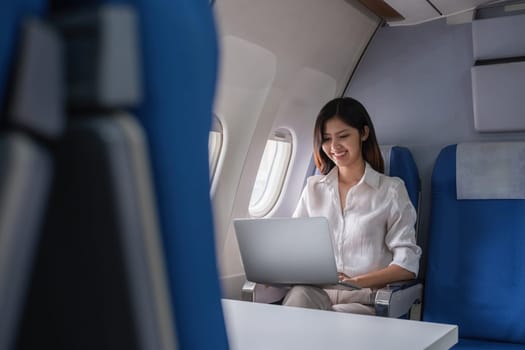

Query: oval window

[249,128,293,217]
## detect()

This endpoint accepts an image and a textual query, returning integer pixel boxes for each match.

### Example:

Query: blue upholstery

[458,339,525,350]
[132,1,229,349]
[388,146,420,211]
[40,0,228,349]
[424,144,525,348]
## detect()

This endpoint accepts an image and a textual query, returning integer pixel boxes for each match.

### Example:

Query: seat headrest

[8,18,64,139]
[456,142,525,199]
[55,5,142,110]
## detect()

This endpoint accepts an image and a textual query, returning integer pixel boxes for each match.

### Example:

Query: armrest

[241,281,289,304]
[241,281,257,301]
[374,280,423,319]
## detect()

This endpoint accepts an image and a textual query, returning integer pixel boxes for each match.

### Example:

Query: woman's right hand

[338,272,351,282]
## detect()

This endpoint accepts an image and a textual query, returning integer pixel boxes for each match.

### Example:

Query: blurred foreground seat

[16,6,176,350]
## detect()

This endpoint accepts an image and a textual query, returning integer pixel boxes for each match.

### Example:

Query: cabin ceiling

[358,0,495,25]
[214,0,379,92]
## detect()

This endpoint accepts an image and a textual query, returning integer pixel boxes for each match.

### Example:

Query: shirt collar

[362,162,381,190]
[318,166,338,184]
[319,162,381,190]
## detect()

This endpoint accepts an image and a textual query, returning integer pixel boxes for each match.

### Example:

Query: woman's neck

[338,160,366,186]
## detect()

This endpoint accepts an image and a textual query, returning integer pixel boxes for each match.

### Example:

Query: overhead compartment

[470,13,525,133]
[472,13,525,60]
[471,62,525,132]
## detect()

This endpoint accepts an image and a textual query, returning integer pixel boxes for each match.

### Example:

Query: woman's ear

[361,125,370,141]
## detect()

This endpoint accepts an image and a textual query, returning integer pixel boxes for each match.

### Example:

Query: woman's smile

[331,150,347,159]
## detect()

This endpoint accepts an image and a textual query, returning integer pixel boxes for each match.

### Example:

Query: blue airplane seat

[26,1,228,348]
[424,142,525,349]
[14,4,183,350]
[380,145,421,213]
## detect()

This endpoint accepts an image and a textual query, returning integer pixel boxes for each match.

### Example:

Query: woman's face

[321,117,367,169]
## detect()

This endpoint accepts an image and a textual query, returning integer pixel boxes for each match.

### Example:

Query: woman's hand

[338,272,350,282]
[338,272,357,283]
[338,272,362,288]
[339,265,415,289]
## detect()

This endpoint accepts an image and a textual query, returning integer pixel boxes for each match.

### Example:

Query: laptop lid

[234,217,340,286]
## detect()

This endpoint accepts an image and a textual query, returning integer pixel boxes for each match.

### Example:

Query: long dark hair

[313,97,384,175]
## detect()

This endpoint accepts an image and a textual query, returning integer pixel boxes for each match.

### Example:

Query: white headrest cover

[456,142,525,199]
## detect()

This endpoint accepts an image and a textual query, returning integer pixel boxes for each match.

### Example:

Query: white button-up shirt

[293,163,421,277]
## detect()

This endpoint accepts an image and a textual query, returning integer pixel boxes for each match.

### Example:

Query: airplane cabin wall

[345,16,525,276]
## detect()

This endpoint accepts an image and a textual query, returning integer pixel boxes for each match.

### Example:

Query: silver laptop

[234,217,360,290]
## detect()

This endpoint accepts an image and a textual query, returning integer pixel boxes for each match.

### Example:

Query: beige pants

[282,285,376,315]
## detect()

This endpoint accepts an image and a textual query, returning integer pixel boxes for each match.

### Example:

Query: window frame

[208,114,223,183]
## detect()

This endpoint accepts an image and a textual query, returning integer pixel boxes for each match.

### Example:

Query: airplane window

[208,115,223,181]
[249,129,292,217]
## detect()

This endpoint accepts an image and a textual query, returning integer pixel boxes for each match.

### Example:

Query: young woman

[283,97,421,315]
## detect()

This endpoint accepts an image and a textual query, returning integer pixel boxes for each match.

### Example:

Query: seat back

[16,6,176,350]
[0,14,63,350]
[380,145,421,214]
[17,1,229,348]
[424,142,525,345]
